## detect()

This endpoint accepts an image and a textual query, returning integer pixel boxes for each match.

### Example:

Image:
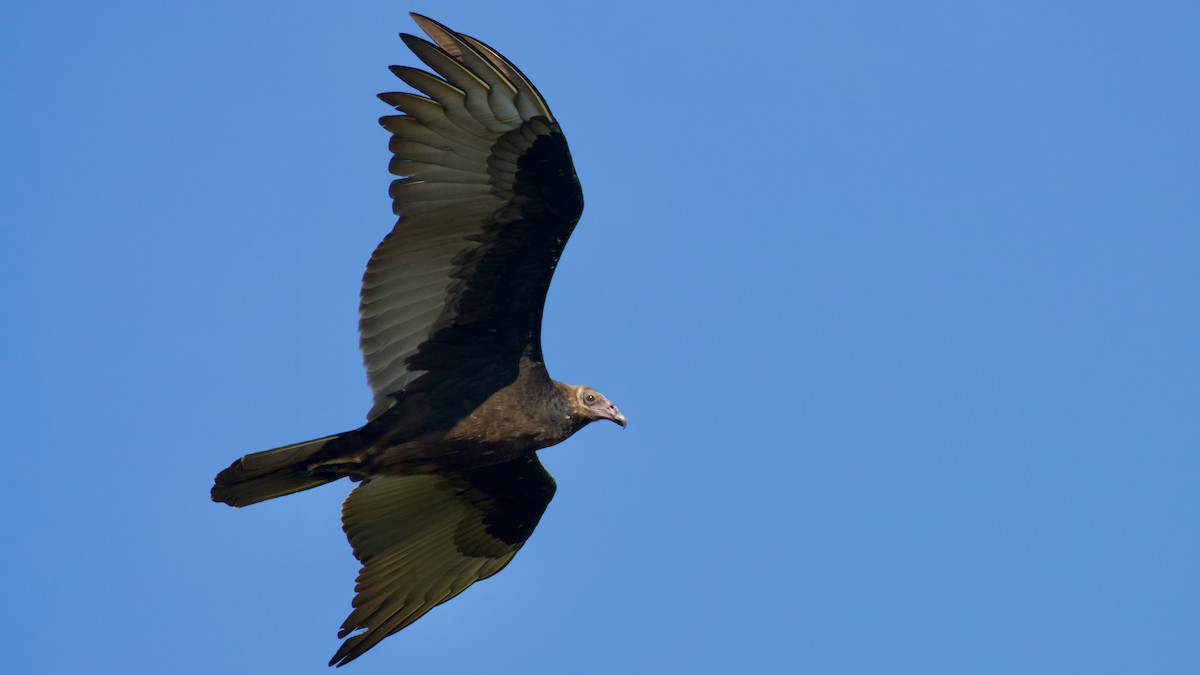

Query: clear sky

[4,1,1199,673]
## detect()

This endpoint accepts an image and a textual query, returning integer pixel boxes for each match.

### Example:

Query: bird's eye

[584,393,596,404]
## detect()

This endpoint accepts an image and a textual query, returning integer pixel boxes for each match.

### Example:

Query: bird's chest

[444,398,561,453]
[368,370,576,472]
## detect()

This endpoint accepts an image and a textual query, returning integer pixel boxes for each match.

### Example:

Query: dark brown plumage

[211,14,623,667]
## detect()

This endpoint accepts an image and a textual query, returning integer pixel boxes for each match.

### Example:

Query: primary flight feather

[212,14,624,667]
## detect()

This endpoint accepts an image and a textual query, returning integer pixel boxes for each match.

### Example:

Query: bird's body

[211,14,623,667]
[311,357,589,479]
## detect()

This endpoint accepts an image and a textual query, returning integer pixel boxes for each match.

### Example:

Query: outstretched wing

[330,454,557,666]
[359,13,585,420]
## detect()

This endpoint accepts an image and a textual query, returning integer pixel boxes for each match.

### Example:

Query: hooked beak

[609,408,627,429]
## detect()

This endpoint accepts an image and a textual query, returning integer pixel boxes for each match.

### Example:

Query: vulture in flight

[212,14,624,667]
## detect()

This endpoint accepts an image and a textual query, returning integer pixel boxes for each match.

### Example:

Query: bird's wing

[360,13,585,420]
[330,454,556,666]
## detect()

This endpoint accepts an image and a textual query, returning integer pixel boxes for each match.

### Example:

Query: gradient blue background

[4,1,1198,673]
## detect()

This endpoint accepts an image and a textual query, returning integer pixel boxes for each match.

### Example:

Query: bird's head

[571,385,626,428]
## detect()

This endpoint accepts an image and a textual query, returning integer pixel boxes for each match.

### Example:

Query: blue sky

[4,1,1199,673]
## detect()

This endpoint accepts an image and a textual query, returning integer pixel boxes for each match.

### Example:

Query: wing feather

[458,34,554,120]
[382,116,490,161]
[400,35,511,135]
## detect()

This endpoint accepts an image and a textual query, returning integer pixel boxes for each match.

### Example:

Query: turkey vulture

[212,14,624,667]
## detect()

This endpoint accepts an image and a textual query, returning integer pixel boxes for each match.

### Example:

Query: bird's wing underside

[359,13,585,420]
[330,454,556,666]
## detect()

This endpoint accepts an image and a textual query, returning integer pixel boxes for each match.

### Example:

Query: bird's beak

[611,410,627,428]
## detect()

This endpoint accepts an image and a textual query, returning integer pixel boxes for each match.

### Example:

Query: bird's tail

[211,434,344,507]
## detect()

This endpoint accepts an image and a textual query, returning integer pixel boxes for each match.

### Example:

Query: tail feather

[212,434,343,507]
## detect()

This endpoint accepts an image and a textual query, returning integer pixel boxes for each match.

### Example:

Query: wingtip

[397,32,424,49]
[328,635,366,668]
[408,12,452,39]
[406,13,473,60]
